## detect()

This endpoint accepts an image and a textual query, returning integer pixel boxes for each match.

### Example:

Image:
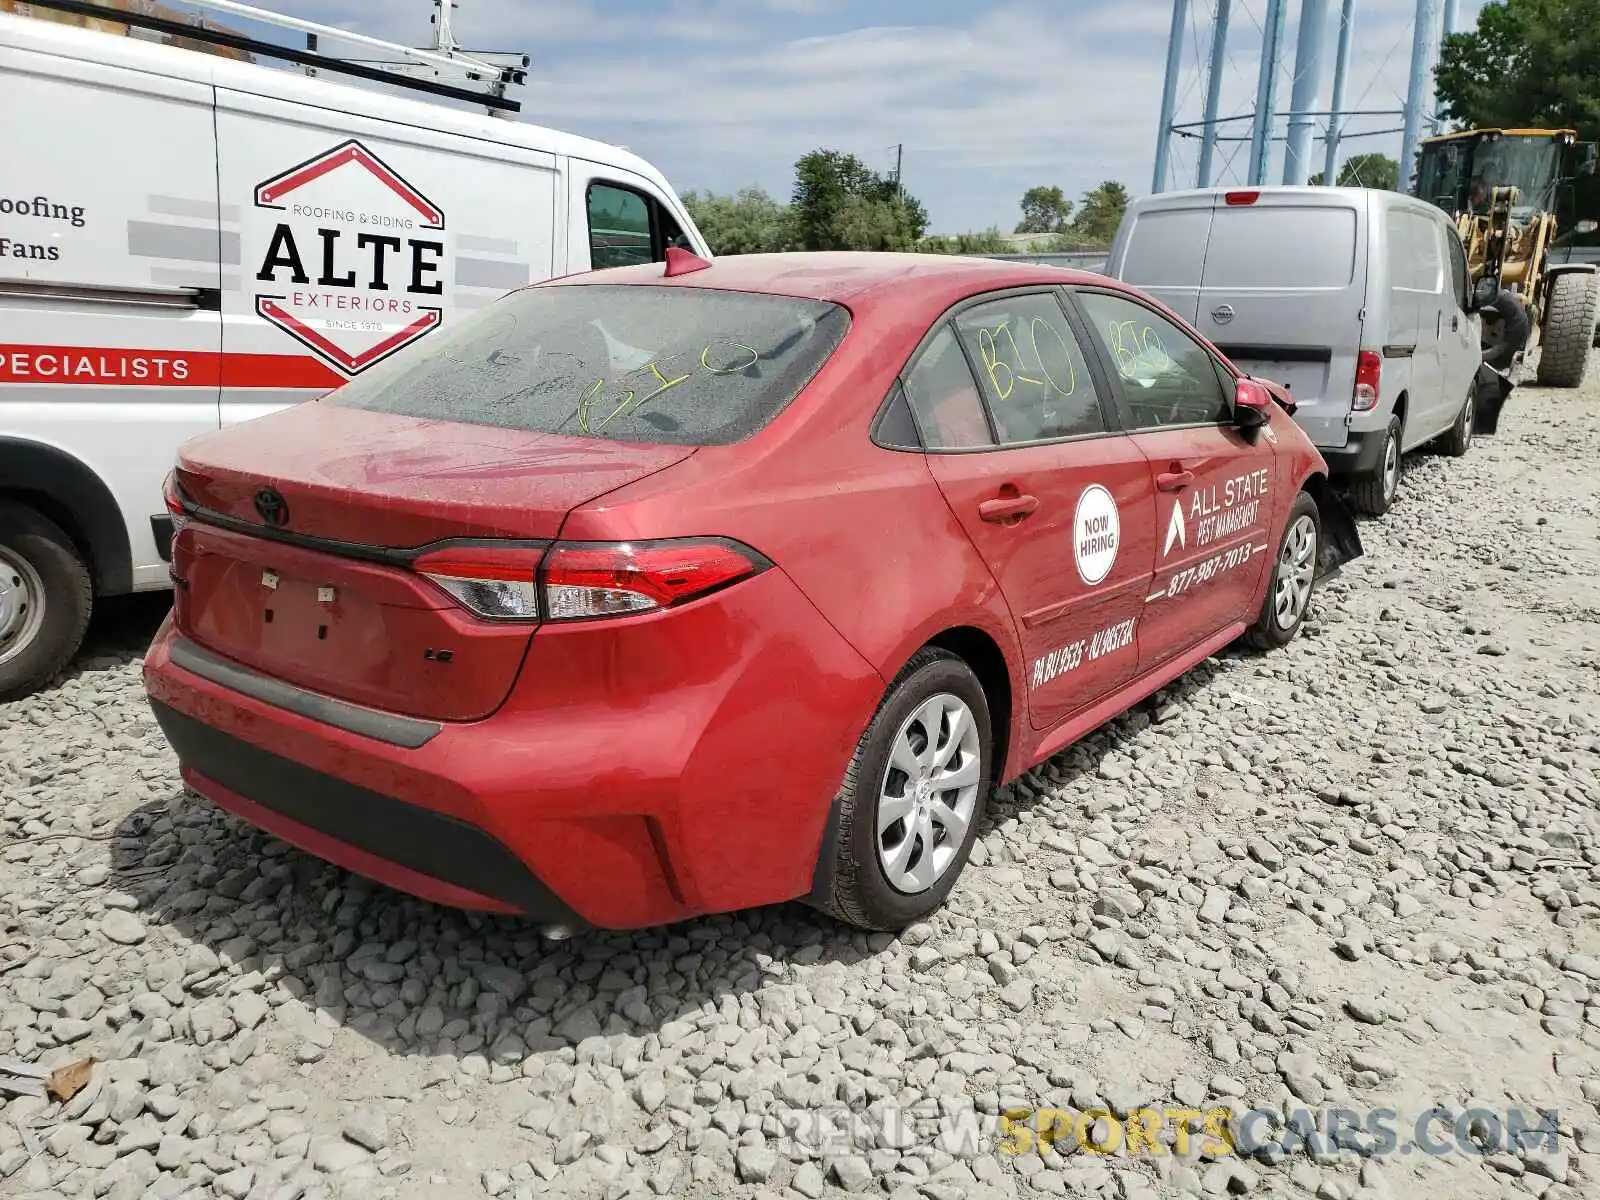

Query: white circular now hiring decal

[1074,485,1120,585]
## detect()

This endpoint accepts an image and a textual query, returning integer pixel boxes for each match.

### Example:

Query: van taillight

[1353,351,1382,412]
[1225,190,1260,206]
[412,538,771,623]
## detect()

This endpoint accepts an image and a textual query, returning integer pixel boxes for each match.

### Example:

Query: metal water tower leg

[1400,0,1441,191]
[1249,0,1289,185]
[1153,0,1192,193]
[1323,0,1356,186]
[1436,0,1459,135]
[1284,0,1330,184]
[1199,0,1232,186]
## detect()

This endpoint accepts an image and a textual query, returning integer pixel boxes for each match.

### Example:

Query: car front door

[904,289,1157,732]
[1072,289,1278,673]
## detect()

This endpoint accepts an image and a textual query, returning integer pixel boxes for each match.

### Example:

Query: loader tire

[1536,271,1598,388]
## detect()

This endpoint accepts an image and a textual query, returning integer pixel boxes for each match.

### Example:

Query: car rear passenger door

[1440,219,1480,414]
[1072,289,1277,674]
[905,289,1157,732]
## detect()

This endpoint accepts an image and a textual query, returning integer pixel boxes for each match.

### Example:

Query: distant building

[1,0,254,61]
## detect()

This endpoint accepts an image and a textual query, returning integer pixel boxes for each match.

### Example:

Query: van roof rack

[21,0,529,115]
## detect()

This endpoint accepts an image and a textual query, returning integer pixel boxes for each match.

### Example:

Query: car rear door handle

[1156,470,1194,492]
[978,494,1039,522]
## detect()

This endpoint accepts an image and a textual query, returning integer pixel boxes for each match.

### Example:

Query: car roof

[545,251,1112,308]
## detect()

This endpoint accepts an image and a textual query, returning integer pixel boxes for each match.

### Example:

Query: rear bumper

[151,699,586,925]
[142,566,884,930]
[1317,425,1388,478]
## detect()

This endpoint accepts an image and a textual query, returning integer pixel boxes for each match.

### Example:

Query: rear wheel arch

[1390,389,1408,433]
[0,438,132,596]
[924,625,1013,785]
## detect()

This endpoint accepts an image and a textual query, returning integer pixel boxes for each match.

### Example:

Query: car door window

[903,325,995,449]
[588,182,656,268]
[951,293,1107,444]
[1076,291,1231,429]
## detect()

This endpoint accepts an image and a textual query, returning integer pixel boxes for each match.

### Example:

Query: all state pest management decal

[250,140,451,376]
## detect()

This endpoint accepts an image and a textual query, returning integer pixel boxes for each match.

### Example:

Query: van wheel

[1348,416,1402,516]
[0,503,93,702]
[1246,492,1321,652]
[1437,389,1475,458]
[810,648,992,931]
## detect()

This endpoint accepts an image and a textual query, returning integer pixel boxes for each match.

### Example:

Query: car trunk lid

[170,404,695,722]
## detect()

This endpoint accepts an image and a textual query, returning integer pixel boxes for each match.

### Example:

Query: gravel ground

[3,364,1600,1200]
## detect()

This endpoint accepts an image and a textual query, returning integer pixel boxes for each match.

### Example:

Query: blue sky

[244,0,1485,233]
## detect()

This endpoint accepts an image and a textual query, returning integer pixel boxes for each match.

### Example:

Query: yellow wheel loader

[1413,128,1599,387]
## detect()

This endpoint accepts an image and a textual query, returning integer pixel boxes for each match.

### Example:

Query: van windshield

[1204,207,1358,288]
[325,285,850,445]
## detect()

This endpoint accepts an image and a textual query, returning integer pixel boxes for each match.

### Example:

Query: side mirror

[1232,378,1273,428]
[1579,143,1598,178]
[1469,275,1500,312]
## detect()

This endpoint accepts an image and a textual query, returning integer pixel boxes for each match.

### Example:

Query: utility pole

[893,144,903,197]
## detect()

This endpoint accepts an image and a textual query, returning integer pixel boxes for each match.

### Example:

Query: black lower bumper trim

[149,700,587,925]
[1318,426,1389,477]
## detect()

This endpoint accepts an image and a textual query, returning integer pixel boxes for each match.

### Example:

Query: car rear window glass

[1118,208,1212,287]
[1203,207,1357,288]
[324,284,850,446]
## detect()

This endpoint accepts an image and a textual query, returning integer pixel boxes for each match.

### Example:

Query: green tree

[1435,0,1600,136]
[791,148,929,251]
[919,228,1013,255]
[681,187,795,255]
[1015,185,1072,234]
[1308,153,1400,190]
[1070,181,1130,246]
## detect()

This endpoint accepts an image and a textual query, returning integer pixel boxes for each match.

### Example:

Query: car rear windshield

[325,284,850,446]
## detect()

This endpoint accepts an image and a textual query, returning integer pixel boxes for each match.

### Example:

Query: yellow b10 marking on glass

[973,316,1076,402]
[576,340,760,434]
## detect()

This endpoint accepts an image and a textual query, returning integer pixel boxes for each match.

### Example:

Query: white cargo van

[0,9,709,700]
[1108,186,1492,519]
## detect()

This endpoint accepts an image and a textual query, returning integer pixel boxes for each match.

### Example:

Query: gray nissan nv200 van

[1108,186,1491,515]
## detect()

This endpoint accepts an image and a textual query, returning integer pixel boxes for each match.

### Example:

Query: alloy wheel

[876,693,982,894]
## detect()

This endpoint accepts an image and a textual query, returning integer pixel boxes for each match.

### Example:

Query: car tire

[1245,491,1321,652]
[1347,415,1402,516]
[0,502,93,703]
[1437,389,1474,458]
[810,648,992,931]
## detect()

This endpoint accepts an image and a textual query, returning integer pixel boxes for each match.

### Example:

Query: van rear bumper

[1318,427,1388,478]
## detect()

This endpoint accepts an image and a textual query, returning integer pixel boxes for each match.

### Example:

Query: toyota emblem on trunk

[254,487,289,528]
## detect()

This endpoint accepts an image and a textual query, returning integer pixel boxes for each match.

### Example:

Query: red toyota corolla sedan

[144,250,1362,933]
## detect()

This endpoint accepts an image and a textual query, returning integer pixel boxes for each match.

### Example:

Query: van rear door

[1107,196,1216,326]
[1193,192,1366,450]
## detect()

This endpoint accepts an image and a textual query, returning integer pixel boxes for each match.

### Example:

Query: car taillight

[542,539,770,621]
[414,544,543,621]
[412,538,770,623]
[1353,351,1381,412]
[162,470,188,533]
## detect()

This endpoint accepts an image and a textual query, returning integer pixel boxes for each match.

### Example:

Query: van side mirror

[1469,275,1500,312]
[1579,143,1598,178]
[1232,378,1273,428]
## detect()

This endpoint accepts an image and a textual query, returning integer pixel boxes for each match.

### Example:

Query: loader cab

[1416,129,1592,228]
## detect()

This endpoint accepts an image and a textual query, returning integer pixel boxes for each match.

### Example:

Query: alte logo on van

[251,140,448,375]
